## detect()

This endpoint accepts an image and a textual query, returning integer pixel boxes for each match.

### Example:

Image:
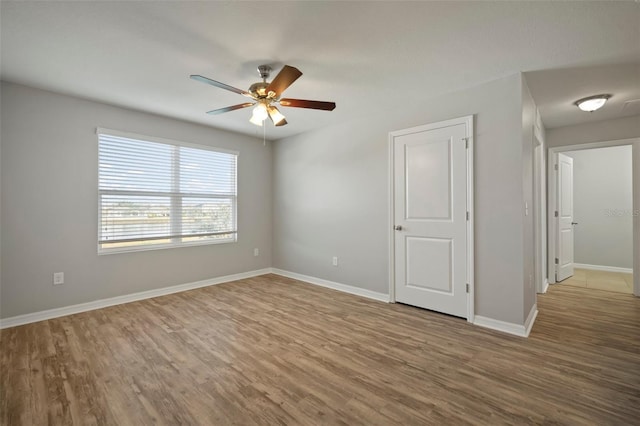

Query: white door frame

[388,115,475,322]
[533,131,548,293]
[548,137,639,296]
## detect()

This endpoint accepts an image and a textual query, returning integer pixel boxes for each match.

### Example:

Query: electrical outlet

[254,248,259,257]
[53,272,64,285]
[332,256,338,267]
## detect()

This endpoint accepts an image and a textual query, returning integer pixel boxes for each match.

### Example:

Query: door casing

[533,133,548,293]
[388,115,475,322]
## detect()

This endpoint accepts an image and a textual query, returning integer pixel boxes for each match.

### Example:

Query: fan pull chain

[263,122,266,146]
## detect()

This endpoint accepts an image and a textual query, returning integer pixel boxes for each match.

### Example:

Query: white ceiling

[525,63,640,129]
[2,1,639,139]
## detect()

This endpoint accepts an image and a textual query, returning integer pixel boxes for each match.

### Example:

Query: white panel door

[556,153,574,282]
[393,121,468,318]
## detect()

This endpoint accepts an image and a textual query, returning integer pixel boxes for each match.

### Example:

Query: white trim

[547,150,558,284]
[473,316,528,337]
[388,132,396,304]
[573,263,633,274]
[533,130,547,294]
[466,116,475,323]
[524,303,538,337]
[98,236,237,256]
[271,268,390,303]
[388,115,475,322]
[549,137,639,153]
[474,304,538,338]
[541,279,549,294]
[0,268,271,329]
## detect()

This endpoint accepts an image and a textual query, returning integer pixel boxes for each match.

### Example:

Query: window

[97,128,237,253]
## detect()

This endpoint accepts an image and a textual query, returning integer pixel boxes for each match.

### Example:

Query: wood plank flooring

[1,274,639,425]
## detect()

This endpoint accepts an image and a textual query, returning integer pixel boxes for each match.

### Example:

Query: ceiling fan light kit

[191,64,336,127]
[574,94,611,112]
[250,103,269,125]
[267,105,287,126]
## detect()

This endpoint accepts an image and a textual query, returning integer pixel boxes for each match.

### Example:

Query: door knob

[571,222,579,225]
[394,225,403,231]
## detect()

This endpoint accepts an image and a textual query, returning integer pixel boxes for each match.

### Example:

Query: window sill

[97,237,237,256]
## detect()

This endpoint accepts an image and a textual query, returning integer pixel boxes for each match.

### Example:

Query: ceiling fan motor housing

[249,82,270,99]
[251,65,276,99]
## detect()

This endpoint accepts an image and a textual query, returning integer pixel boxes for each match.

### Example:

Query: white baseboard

[272,269,545,337]
[473,303,538,338]
[573,263,633,274]
[0,268,272,329]
[524,303,538,337]
[271,268,390,303]
[2,265,543,337]
[540,279,549,294]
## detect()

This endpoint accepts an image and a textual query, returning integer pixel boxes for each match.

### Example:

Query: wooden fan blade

[279,98,336,111]
[190,75,253,98]
[206,102,254,115]
[265,65,302,97]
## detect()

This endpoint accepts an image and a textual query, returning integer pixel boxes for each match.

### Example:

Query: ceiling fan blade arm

[206,102,255,115]
[265,65,302,97]
[190,75,253,98]
[279,98,336,111]
[275,119,288,127]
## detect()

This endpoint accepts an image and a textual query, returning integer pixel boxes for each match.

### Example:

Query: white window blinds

[97,129,237,252]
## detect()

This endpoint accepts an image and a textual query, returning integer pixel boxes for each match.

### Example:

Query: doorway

[548,140,637,296]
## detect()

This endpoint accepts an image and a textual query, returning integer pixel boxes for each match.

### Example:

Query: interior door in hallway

[392,118,471,319]
[556,153,575,281]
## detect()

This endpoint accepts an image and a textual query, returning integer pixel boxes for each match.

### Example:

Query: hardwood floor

[2,274,639,425]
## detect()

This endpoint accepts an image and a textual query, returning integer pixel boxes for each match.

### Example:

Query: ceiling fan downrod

[257,64,271,82]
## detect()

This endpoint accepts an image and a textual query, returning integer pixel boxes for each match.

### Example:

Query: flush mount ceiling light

[574,94,611,112]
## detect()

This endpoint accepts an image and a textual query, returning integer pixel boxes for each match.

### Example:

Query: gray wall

[521,78,537,320]
[1,82,272,319]
[273,74,528,324]
[635,144,640,294]
[547,115,640,148]
[565,146,633,269]
[0,90,2,304]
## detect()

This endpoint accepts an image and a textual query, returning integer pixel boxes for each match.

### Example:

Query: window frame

[96,127,238,255]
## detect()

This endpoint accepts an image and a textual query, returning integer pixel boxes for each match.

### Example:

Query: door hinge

[554,211,558,217]
[555,258,559,265]
[465,138,469,149]
[554,164,558,171]
[466,211,469,221]
[466,283,469,293]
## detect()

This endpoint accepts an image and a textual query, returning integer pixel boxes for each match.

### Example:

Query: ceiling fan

[190,65,336,127]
